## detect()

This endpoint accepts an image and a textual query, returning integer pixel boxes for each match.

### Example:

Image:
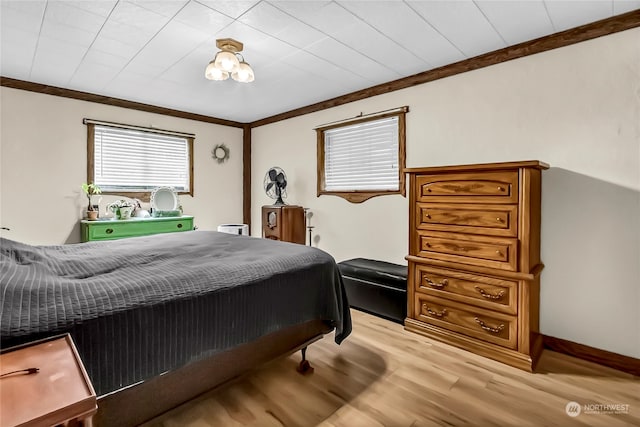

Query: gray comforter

[0,231,351,395]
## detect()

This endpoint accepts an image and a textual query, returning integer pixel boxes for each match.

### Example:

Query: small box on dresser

[405,161,548,371]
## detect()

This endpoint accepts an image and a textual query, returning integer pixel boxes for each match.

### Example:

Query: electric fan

[263,166,288,205]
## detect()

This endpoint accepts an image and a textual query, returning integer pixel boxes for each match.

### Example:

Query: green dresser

[81,216,194,242]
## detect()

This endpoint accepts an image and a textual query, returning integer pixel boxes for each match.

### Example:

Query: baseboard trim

[542,335,640,376]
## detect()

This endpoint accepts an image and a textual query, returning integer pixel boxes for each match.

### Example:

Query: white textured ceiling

[1,0,638,123]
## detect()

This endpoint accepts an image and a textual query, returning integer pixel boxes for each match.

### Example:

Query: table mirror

[151,187,179,211]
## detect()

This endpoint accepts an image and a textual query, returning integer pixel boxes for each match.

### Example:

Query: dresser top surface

[404,160,549,174]
[81,215,193,225]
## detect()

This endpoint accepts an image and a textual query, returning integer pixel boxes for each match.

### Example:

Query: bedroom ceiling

[1,0,638,123]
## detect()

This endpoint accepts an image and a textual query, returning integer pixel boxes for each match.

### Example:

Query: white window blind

[324,116,399,191]
[93,125,190,192]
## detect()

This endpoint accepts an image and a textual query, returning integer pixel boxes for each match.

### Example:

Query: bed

[0,230,352,426]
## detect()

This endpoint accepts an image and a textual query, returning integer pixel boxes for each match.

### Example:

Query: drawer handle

[105,228,114,234]
[425,277,448,289]
[424,213,431,219]
[474,286,505,300]
[495,250,502,256]
[496,217,503,222]
[177,223,183,229]
[497,186,505,192]
[423,304,447,318]
[474,317,505,334]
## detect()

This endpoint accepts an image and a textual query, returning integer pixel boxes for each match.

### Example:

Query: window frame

[86,121,194,202]
[316,108,407,203]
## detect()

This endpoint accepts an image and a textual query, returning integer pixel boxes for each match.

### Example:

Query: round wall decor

[212,143,230,164]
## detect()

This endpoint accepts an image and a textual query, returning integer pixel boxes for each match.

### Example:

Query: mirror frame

[150,187,179,211]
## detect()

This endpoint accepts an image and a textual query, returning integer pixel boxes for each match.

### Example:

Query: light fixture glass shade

[214,50,240,73]
[205,60,228,80]
[231,61,255,83]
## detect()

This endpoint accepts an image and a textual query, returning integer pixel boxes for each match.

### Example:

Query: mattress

[0,231,351,395]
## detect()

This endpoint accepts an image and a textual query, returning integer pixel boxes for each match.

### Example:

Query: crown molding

[0,77,246,129]
[250,9,640,128]
[2,10,638,130]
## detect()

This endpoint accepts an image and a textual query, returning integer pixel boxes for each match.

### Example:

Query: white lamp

[205,60,228,81]
[232,61,255,83]
[214,50,239,73]
[205,38,254,83]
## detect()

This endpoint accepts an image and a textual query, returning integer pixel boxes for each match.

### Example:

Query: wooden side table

[0,334,96,427]
[261,205,306,244]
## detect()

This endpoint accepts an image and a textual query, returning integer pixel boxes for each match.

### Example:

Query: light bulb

[205,61,228,80]
[214,51,239,73]
[231,62,255,83]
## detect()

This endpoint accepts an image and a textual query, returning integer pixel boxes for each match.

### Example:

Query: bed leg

[296,346,314,375]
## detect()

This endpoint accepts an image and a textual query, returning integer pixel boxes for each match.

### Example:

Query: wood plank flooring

[144,310,639,427]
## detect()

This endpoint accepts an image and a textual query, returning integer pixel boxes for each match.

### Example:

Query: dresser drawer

[414,264,517,314]
[415,171,518,204]
[84,217,192,241]
[416,203,517,237]
[416,231,517,271]
[414,294,517,349]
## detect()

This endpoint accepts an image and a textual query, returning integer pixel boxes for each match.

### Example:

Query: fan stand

[273,187,286,206]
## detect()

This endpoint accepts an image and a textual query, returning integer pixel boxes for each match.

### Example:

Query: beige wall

[0,87,244,244]
[1,28,637,359]
[252,28,640,358]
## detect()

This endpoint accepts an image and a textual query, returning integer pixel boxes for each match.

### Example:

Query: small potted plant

[81,183,102,220]
[107,199,135,220]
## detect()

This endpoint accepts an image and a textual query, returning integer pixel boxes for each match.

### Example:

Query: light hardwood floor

[145,310,639,427]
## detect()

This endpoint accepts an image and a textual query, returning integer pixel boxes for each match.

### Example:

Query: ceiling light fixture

[205,38,255,83]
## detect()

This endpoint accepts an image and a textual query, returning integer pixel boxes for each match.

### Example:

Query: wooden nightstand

[0,334,97,427]
[262,205,305,244]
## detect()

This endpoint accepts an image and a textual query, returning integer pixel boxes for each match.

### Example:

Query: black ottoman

[338,258,407,324]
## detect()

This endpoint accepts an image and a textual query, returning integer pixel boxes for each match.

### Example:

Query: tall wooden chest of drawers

[405,161,548,371]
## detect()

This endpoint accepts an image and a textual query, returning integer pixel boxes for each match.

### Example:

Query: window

[316,107,407,203]
[85,119,194,201]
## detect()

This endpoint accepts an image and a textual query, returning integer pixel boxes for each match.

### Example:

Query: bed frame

[94,319,332,427]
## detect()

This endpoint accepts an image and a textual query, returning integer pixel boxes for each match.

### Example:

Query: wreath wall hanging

[212,143,230,164]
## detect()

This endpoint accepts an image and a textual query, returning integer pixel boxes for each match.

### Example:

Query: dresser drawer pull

[424,277,448,289]
[177,223,183,229]
[105,228,114,234]
[497,186,505,192]
[474,286,505,300]
[474,317,505,334]
[496,217,503,222]
[423,304,447,318]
